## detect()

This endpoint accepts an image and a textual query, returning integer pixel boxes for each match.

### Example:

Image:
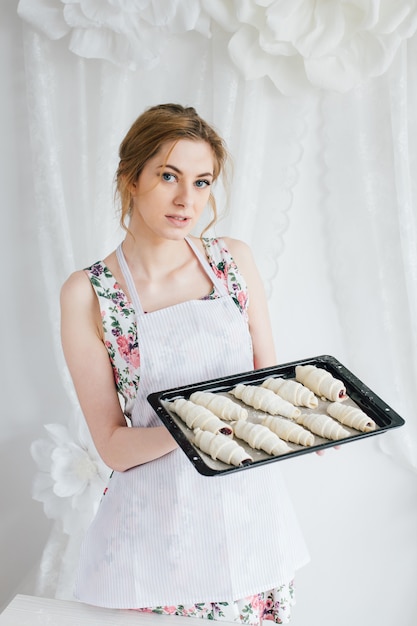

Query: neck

[121,231,194,281]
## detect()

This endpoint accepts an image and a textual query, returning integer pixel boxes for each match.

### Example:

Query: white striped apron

[75,238,309,608]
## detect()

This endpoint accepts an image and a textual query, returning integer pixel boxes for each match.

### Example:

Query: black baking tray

[147,354,405,476]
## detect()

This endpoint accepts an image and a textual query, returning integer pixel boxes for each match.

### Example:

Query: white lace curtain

[15,0,417,600]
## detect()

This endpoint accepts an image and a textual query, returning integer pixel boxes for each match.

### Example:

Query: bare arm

[223,238,277,369]
[60,271,177,472]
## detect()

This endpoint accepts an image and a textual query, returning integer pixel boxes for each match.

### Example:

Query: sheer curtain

[318,37,417,471]
[15,0,417,602]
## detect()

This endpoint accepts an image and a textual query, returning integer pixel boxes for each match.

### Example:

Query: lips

[166,215,190,226]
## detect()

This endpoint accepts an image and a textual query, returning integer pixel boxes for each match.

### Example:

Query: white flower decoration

[17,0,417,93]
[17,0,210,70]
[31,416,112,535]
[204,0,417,94]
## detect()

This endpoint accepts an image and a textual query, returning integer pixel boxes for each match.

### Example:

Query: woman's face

[130,139,214,241]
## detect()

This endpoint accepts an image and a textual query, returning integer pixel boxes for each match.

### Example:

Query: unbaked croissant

[193,428,253,466]
[189,390,248,421]
[233,420,291,456]
[296,412,350,441]
[229,383,300,419]
[262,415,315,447]
[295,365,347,402]
[169,399,233,436]
[261,377,318,409]
[327,402,376,433]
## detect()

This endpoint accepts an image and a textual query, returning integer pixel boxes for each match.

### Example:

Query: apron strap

[116,244,144,315]
[184,237,229,297]
[116,238,229,317]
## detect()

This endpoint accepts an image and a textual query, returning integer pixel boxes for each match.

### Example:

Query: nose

[174,181,194,208]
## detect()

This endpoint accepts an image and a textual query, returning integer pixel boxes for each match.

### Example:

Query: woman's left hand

[316,445,341,456]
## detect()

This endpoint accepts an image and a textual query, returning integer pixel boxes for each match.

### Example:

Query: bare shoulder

[61,269,93,304]
[220,237,257,273]
[220,236,251,255]
[61,269,104,347]
[60,270,99,327]
[199,234,260,279]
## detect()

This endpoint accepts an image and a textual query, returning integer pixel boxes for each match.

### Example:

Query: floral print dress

[86,237,296,625]
[136,585,295,625]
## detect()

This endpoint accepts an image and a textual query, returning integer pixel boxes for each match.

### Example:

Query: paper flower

[18,0,417,93]
[31,416,112,535]
[204,0,417,94]
[17,0,210,70]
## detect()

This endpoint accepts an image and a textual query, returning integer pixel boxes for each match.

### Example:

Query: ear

[128,179,138,196]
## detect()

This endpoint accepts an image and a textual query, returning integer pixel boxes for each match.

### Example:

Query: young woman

[60,104,309,624]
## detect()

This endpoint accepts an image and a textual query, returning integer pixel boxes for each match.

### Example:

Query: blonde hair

[116,104,229,235]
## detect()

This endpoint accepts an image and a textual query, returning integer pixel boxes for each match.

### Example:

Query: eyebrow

[157,164,214,178]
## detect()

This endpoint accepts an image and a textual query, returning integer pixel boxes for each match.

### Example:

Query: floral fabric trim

[85,238,249,415]
[134,582,295,625]
[202,237,249,321]
[87,262,140,411]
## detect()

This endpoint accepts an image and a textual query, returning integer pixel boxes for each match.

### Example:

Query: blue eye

[195,179,210,188]
[161,172,176,182]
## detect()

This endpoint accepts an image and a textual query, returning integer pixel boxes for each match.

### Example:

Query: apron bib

[75,238,309,608]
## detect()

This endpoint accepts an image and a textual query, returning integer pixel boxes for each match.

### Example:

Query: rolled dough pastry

[261,377,318,409]
[169,398,233,435]
[189,390,248,421]
[262,414,315,447]
[296,412,350,441]
[233,420,291,456]
[327,402,376,432]
[229,383,301,419]
[193,428,253,466]
[295,365,347,402]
